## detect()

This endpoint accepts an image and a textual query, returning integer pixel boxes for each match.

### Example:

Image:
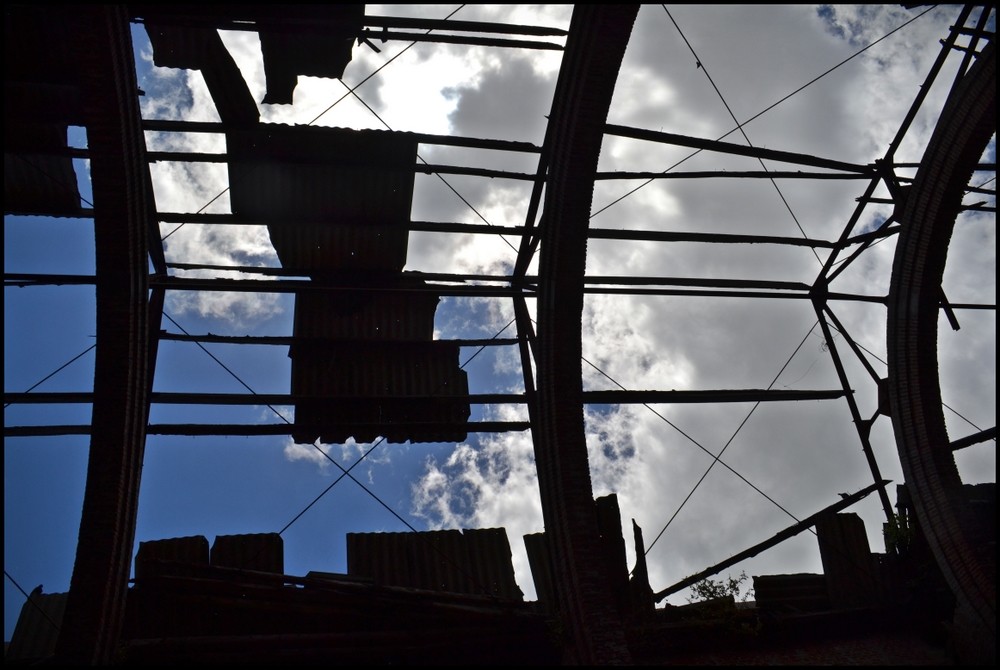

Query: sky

[4,4,996,641]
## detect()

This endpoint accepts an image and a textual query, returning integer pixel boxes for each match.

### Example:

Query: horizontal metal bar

[148,152,540,181]
[150,276,534,297]
[5,389,847,406]
[152,214,841,249]
[157,333,521,347]
[5,273,97,286]
[4,146,90,159]
[604,123,874,175]
[162,264,534,287]
[589,227,838,248]
[942,302,995,311]
[155,270,810,292]
[4,422,531,437]
[357,29,563,51]
[7,273,893,305]
[583,288,887,304]
[414,163,540,181]
[583,276,812,291]
[130,11,566,37]
[157,213,520,229]
[152,214,840,250]
[594,170,871,180]
[141,120,541,153]
[949,427,996,451]
[360,15,568,37]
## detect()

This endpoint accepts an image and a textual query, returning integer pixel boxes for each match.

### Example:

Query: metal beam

[154,213,842,250]
[589,227,837,248]
[5,422,531,437]
[949,427,997,452]
[149,276,534,297]
[56,7,151,664]
[534,6,638,663]
[653,480,890,602]
[359,15,568,37]
[5,388,848,406]
[604,124,874,175]
[815,302,894,521]
[147,151,542,181]
[594,170,872,180]
[141,120,541,153]
[157,333,520,347]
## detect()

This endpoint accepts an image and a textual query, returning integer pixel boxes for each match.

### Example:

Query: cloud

[283,436,389,479]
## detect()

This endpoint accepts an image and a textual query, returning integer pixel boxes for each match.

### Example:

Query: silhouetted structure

[3,3,995,665]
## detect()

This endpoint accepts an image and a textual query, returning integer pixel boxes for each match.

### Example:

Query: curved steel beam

[534,4,639,664]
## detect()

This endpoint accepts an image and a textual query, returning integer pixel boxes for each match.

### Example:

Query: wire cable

[663,6,821,265]
[591,5,939,220]
[4,344,96,410]
[338,80,520,256]
[4,569,60,632]
[639,321,821,555]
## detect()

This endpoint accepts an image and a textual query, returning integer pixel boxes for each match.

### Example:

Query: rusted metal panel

[131,5,362,104]
[135,536,210,581]
[142,21,259,126]
[524,531,557,611]
[258,6,363,105]
[817,512,882,609]
[4,6,82,87]
[227,125,417,275]
[290,340,470,444]
[142,22,216,70]
[4,148,81,216]
[293,281,439,342]
[6,592,68,661]
[752,573,830,613]
[211,533,284,574]
[268,222,409,274]
[346,528,522,600]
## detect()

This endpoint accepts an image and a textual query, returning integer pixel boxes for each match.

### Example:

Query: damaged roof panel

[290,340,470,444]
[347,527,523,600]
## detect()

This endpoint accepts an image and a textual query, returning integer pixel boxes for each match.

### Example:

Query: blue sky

[5,5,995,641]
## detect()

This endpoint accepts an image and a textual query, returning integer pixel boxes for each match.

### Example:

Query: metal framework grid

[4,4,995,664]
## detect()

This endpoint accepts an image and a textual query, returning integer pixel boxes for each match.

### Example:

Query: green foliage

[686,570,754,604]
[884,512,915,555]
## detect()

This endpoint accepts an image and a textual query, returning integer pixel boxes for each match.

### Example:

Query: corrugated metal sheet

[211,533,284,573]
[4,8,84,217]
[6,592,67,661]
[523,532,557,611]
[752,573,829,613]
[135,535,210,581]
[4,155,81,216]
[228,126,416,275]
[133,5,362,105]
[346,528,523,600]
[291,340,468,397]
[143,22,216,70]
[4,6,82,86]
[259,5,361,105]
[290,340,469,443]
[817,512,882,609]
[5,81,84,125]
[267,222,409,274]
[142,21,259,126]
[293,282,439,342]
